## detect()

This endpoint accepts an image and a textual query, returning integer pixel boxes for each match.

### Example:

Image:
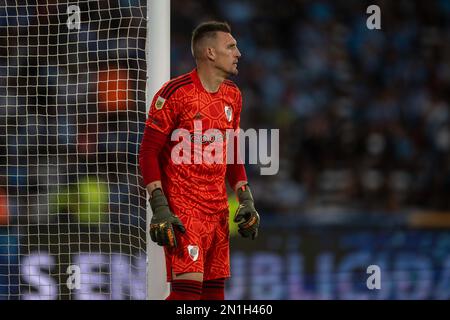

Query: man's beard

[217,65,238,78]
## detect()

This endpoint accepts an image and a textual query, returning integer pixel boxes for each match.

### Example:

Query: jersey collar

[190,68,222,95]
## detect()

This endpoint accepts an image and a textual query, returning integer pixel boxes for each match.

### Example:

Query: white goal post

[147,0,171,300]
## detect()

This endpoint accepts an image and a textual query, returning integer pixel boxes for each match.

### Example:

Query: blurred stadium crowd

[0,0,449,228]
[0,0,148,228]
[172,0,450,215]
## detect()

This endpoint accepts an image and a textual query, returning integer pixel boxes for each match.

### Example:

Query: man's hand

[149,189,185,247]
[234,184,260,240]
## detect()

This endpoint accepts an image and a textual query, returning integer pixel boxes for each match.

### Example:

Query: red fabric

[226,162,247,191]
[226,134,247,190]
[226,126,247,189]
[138,126,168,186]
[145,69,243,218]
[201,278,225,300]
[164,212,230,282]
[166,279,202,300]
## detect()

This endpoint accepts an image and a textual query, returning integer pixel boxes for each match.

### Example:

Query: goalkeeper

[139,21,259,300]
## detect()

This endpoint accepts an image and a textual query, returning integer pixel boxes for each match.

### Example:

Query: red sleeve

[232,89,242,130]
[227,162,248,190]
[138,126,168,186]
[145,89,179,135]
[227,90,247,189]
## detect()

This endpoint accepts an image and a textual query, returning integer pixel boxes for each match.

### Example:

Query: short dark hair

[191,21,231,58]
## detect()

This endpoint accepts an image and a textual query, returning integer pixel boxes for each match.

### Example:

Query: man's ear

[206,47,216,61]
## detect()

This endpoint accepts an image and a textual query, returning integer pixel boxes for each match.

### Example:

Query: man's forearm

[234,180,248,192]
[138,126,168,186]
[226,162,248,192]
[147,181,163,196]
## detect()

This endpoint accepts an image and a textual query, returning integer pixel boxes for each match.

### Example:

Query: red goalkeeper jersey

[145,69,242,218]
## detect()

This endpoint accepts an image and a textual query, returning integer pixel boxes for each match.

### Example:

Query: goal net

[0,0,149,299]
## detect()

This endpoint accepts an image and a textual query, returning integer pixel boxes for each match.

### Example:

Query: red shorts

[164,210,230,282]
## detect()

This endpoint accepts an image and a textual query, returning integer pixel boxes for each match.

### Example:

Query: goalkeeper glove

[149,188,185,248]
[233,184,260,240]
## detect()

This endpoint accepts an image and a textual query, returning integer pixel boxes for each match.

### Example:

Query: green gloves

[149,189,185,247]
[234,184,260,240]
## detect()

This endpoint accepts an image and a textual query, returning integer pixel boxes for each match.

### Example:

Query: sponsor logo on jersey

[189,132,225,144]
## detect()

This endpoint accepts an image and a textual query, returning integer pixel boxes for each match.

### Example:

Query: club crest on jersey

[187,245,199,262]
[155,96,166,110]
[224,105,233,122]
